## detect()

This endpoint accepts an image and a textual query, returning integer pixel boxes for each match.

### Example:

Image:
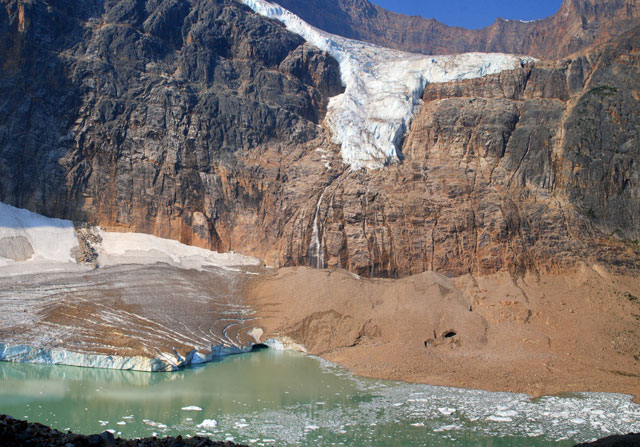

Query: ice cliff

[241,0,534,169]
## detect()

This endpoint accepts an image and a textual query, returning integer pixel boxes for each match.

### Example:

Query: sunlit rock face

[0,0,344,261]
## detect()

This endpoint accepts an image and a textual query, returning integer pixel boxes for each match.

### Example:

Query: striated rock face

[0,0,343,260]
[272,0,640,60]
[0,0,638,278]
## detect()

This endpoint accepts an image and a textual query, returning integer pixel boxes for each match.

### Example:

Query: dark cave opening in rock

[251,343,269,351]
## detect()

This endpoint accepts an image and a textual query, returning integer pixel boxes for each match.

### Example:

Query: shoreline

[1,257,639,405]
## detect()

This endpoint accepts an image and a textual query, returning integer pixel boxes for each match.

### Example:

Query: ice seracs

[241,0,534,170]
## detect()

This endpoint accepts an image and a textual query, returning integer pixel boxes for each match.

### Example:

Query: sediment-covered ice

[0,202,261,371]
[241,0,534,170]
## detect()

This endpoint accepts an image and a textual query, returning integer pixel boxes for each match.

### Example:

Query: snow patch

[241,0,534,170]
[96,228,260,270]
[0,202,260,275]
[0,202,78,265]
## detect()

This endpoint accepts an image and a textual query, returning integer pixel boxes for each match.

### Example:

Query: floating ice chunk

[434,424,461,432]
[487,415,513,422]
[106,429,116,434]
[181,406,203,411]
[98,420,109,426]
[438,408,456,416]
[496,410,518,418]
[410,422,425,427]
[197,419,218,429]
[116,421,126,425]
[240,0,533,170]
[305,425,320,431]
[143,420,168,429]
[235,423,250,429]
[571,418,586,424]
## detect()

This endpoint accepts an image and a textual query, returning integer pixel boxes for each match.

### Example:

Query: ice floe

[197,419,218,429]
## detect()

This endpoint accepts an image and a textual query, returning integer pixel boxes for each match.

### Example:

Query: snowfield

[241,0,534,170]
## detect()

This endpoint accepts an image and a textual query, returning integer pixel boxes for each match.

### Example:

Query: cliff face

[0,0,343,257]
[0,0,638,277]
[272,0,640,60]
[276,26,640,277]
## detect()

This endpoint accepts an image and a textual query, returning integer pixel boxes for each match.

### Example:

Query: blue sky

[370,0,563,29]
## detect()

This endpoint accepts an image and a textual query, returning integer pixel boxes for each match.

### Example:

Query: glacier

[0,342,252,372]
[0,202,263,371]
[241,0,534,170]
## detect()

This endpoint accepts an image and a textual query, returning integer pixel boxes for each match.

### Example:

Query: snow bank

[0,201,260,272]
[241,0,534,170]
[96,229,260,270]
[0,202,78,265]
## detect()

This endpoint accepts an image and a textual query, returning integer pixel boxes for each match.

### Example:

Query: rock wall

[0,0,343,261]
[277,28,640,276]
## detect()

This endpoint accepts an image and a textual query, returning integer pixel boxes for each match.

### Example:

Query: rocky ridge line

[272,0,640,60]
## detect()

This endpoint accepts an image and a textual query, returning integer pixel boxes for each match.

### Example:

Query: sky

[370,0,563,30]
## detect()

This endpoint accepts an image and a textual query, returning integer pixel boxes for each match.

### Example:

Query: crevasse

[240,0,535,170]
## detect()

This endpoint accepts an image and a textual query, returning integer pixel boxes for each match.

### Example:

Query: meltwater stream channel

[1,349,639,447]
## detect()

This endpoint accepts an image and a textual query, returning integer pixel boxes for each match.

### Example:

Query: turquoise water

[0,350,638,446]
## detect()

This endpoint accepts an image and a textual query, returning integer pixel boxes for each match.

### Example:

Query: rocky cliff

[272,0,640,60]
[0,0,343,258]
[0,0,638,278]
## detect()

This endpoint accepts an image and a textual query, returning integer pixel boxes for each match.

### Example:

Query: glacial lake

[1,349,639,446]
